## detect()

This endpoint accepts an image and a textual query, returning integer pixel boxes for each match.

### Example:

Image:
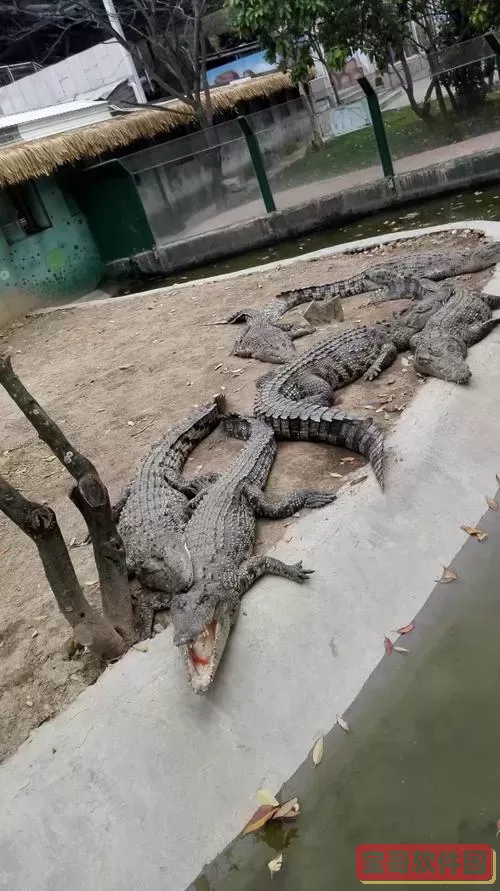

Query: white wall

[0,41,132,115]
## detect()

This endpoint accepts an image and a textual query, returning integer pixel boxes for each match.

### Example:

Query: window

[0,183,51,245]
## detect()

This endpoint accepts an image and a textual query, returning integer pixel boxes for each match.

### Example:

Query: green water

[190,501,500,890]
[120,183,500,295]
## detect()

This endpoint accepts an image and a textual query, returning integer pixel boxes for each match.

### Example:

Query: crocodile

[254,287,453,487]
[275,241,500,305]
[214,292,317,364]
[411,287,500,382]
[117,397,224,634]
[170,414,336,693]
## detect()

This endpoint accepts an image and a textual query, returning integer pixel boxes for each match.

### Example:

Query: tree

[0,353,136,659]
[229,0,500,124]
[0,0,220,129]
[229,0,339,143]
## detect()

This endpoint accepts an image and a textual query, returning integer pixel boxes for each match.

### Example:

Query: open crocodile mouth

[182,616,231,694]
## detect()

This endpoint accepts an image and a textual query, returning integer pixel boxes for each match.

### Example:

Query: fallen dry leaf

[44,455,57,462]
[337,714,350,733]
[31,630,39,639]
[268,853,283,877]
[272,797,300,821]
[312,737,324,766]
[350,474,368,487]
[132,642,148,653]
[26,697,33,707]
[401,357,410,367]
[396,622,415,635]
[241,804,279,836]
[394,646,409,654]
[340,457,356,464]
[437,566,458,584]
[328,472,342,479]
[486,496,499,510]
[384,636,394,655]
[256,789,279,807]
[461,525,488,542]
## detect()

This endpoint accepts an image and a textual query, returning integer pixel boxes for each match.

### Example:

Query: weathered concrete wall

[106,146,500,281]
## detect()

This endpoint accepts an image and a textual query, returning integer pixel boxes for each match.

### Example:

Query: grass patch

[272,93,500,190]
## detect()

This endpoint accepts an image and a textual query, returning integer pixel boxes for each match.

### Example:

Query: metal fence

[0,62,42,88]
[89,36,500,246]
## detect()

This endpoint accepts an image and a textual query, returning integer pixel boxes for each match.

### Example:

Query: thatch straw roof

[0,72,296,187]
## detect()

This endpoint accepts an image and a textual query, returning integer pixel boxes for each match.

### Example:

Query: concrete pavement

[2,221,500,891]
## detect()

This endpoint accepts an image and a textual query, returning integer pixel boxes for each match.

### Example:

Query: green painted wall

[73,162,154,263]
[0,176,103,302]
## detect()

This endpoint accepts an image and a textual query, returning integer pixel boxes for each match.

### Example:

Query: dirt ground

[0,227,493,762]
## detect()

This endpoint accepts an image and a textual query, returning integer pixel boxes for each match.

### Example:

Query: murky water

[190,501,500,890]
[119,184,500,295]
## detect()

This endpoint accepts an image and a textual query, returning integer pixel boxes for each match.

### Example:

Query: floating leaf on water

[437,566,458,584]
[486,496,499,510]
[461,525,488,542]
[394,646,409,654]
[337,714,350,733]
[312,736,324,766]
[241,804,279,836]
[268,853,283,877]
[384,636,394,655]
[396,622,415,635]
[256,788,279,807]
[272,797,300,821]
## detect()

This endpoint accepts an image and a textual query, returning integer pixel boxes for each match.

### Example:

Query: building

[0,71,304,322]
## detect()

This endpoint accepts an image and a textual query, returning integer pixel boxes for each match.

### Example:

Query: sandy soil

[0,227,492,762]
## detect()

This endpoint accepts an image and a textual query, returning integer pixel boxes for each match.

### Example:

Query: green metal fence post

[358,76,395,179]
[237,115,277,213]
[484,31,500,74]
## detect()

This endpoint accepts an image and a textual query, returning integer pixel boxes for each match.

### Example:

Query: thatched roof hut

[0,72,297,188]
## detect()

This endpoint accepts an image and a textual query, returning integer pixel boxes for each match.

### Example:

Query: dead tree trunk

[0,475,125,659]
[0,353,135,643]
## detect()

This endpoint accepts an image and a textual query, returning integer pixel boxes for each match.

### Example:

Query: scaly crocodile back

[120,396,224,531]
[254,329,386,486]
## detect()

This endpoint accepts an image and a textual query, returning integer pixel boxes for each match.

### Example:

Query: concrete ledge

[4,221,500,890]
[105,147,500,281]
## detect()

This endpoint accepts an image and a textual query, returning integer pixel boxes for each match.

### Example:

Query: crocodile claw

[289,561,314,582]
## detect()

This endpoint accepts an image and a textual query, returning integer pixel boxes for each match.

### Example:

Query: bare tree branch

[0,353,135,643]
[0,474,125,659]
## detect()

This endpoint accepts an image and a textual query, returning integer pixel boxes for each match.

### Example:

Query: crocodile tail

[255,399,384,488]
[222,413,266,442]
